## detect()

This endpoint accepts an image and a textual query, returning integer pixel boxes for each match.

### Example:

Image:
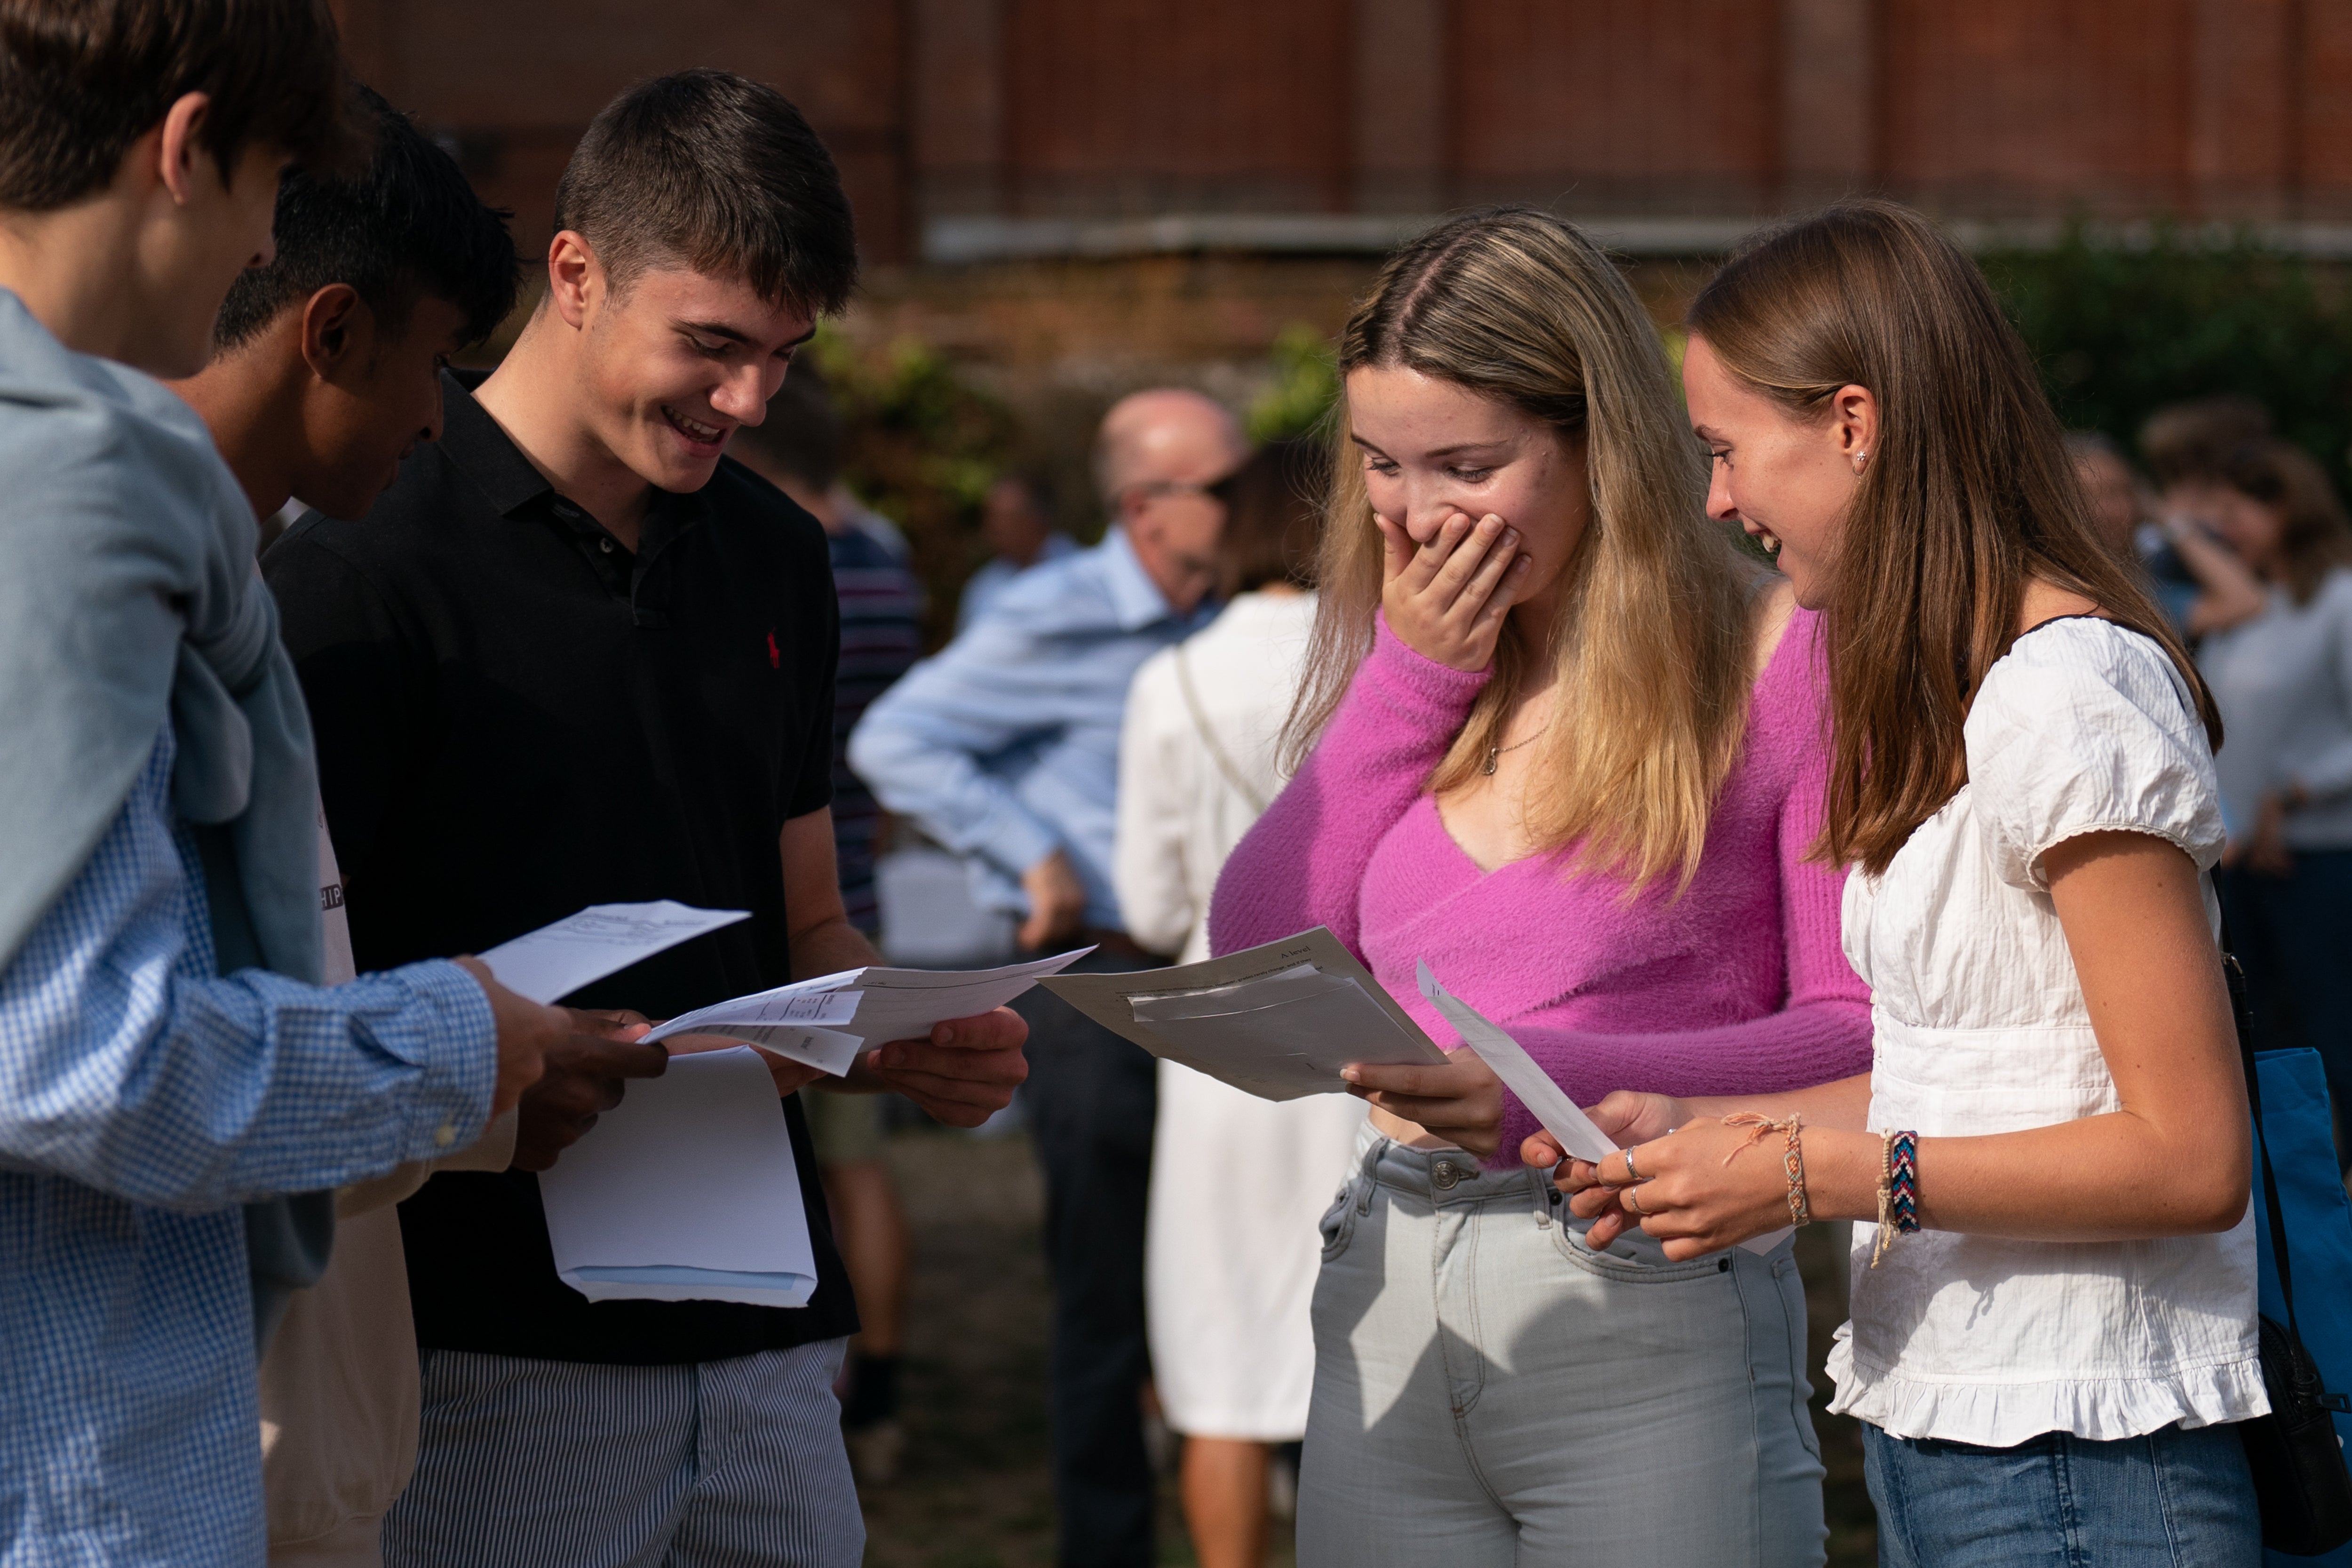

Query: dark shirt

[826,527,922,932]
[263,370,857,1365]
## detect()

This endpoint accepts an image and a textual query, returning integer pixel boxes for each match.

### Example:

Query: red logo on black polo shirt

[766,629,780,669]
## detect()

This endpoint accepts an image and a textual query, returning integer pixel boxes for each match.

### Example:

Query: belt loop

[1354,1136,1384,1215]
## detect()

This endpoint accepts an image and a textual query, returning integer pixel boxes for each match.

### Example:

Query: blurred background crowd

[327,4,2352,1562]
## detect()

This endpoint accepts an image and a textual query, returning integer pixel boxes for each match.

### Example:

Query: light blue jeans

[1297,1129,1828,1567]
[1863,1420,2261,1566]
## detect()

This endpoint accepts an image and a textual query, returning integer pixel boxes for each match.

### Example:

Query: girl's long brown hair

[1289,206,1755,892]
[1688,200,2221,875]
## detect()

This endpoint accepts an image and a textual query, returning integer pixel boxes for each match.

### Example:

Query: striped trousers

[381,1340,862,1568]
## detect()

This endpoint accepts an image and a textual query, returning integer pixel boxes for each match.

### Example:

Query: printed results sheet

[1041,927,1447,1100]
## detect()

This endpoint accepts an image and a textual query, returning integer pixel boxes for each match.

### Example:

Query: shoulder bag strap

[1173,640,1268,816]
[2230,950,2303,1337]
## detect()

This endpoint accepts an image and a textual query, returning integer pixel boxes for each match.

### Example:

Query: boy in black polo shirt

[264,70,1028,1566]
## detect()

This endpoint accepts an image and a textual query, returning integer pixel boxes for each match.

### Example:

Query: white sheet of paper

[477,901,750,1005]
[1041,929,1448,1102]
[1415,960,1792,1258]
[828,948,1095,1044]
[639,948,1092,1075]
[537,1046,817,1307]
[1415,961,1617,1162]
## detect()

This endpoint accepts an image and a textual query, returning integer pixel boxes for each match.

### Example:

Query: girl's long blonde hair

[1287,206,1756,892]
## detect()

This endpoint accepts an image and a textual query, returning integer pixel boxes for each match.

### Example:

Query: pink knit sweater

[1208,611,1872,1163]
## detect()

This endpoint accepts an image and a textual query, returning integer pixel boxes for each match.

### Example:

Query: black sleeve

[263,519,426,884]
[787,554,841,822]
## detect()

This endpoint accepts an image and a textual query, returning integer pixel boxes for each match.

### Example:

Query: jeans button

[1432,1161,1460,1190]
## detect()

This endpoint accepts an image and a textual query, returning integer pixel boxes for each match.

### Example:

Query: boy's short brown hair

[0,0,362,211]
[553,68,858,318]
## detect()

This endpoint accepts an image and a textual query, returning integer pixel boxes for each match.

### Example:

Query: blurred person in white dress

[1114,438,1366,1568]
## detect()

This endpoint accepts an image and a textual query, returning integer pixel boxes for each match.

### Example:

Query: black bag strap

[2228,952,2304,1337]
[2228,951,2347,1418]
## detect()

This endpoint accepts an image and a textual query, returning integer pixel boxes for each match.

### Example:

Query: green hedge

[1983,226,2352,487]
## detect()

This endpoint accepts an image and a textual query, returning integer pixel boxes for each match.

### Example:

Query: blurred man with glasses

[851,388,1244,1568]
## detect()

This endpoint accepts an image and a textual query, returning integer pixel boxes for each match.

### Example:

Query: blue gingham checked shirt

[0,725,494,1567]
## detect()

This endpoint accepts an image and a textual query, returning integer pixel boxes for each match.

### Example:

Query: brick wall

[342,0,2352,463]
[335,0,2352,272]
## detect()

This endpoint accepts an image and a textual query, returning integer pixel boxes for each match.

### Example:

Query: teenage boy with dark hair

[265,69,1028,1566]
[184,83,522,528]
[174,87,673,1564]
[0,5,568,1563]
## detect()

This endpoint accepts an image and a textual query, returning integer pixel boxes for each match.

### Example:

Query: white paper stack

[537,1046,818,1307]
[641,947,1093,1075]
[1041,929,1448,1100]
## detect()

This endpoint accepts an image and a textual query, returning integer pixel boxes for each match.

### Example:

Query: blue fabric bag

[2253,1047,2352,1565]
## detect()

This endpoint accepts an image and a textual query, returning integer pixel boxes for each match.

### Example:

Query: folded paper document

[641,947,1094,1075]
[1416,960,1791,1258]
[477,900,750,1005]
[1039,928,1447,1100]
[538,1046,817,1307]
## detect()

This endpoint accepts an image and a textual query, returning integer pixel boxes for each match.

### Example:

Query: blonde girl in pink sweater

[1210,208,1870,1567]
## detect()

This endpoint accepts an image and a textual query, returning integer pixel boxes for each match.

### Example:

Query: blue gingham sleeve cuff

[380,957,500,1163]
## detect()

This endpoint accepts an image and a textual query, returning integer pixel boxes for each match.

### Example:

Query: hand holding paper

[511,1014,670,1172]
[1416,962,1620,1162]
[856,1004,1033,1128]
[640,948,1089,1081]
[1415,961,1791,1258]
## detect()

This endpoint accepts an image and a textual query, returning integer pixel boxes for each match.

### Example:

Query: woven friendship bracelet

[1871,1129,1921,1268]
[1889,1131,1919,1231]
[1783,1116,1812,1227]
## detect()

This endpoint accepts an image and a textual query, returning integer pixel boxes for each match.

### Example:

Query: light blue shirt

[955,530,1080,632]
[0,728,493,1565]
[850,528,1213,929]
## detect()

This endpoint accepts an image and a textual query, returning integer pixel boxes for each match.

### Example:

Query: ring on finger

[1623,1184,1645,1216]
[1624,1148,1641,1182]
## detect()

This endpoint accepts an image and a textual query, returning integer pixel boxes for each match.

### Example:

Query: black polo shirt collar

[438,368,709,629]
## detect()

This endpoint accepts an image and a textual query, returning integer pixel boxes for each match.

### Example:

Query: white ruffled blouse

[1825,617,2265,1445]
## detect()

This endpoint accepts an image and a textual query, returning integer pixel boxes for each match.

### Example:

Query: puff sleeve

[1966,619,2225,892]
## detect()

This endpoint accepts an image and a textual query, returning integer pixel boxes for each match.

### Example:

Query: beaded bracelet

[1721,1112,1810,1228]
[1871,1129,1920,1268]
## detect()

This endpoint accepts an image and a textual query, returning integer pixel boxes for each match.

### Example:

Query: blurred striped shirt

[827,529,923,933]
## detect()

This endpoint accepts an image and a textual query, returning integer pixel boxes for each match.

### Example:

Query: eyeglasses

[1137,471,1243,509]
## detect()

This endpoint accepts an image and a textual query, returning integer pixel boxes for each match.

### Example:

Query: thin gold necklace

[1483,724,1549,776]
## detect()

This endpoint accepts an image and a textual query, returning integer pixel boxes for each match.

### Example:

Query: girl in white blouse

[1529,201,2264,1567]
